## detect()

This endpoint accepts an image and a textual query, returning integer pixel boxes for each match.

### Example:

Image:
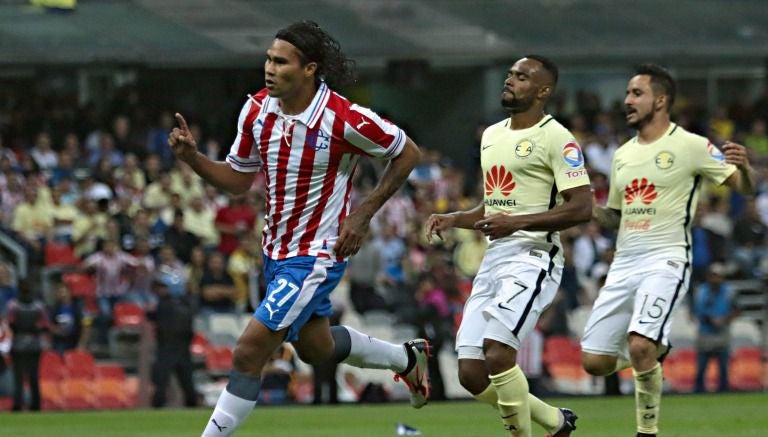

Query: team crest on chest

[514,139,534,158]
[654,151,675,170]
[306,129,331,151]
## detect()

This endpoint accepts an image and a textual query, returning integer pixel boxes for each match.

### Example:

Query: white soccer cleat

[393,339,431,409]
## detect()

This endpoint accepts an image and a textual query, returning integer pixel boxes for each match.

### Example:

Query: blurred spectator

[170,162,204,205]
[183,195,220,248]
[347,235,388,315]
[228,231,262,311]
[731,198,767,278]
[50,150,75,186]
[163,209,200,264]
[146,111,176,169]
[583,134,617,177]
[127,238,156,308]
[155,245,188,297]
[413,272,452,401]
[452,228,488,279]
[185,246,206,297]
[87,132,124,168]
[49,184,79,243]
[29,132,58,172]
[5,281,50,411]
[113,152,146,194]
[199,251,238,313]
[11,185,53,249]
[82,239,138,345]
[708,106,735,143]
[0,263,19,314]
[147,277,198,408]
[699,195,733,263]
[743,119,768,164]
[259,345,297,405]
[215,194,256,256]
[573,221,612,279]
[693,263,739,393]
[49,281,92,354]
[143,173,173,211]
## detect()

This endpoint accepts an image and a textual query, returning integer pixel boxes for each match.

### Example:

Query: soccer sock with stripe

[474,384,561,434]
[331,325,409,372]
[202,371,260,436]
[490,365,532,437]
[634,363,662,435]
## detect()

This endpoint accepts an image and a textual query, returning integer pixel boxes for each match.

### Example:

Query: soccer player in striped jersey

[581,64,755,437]
[169,21,428,436]
[427,56,591,437]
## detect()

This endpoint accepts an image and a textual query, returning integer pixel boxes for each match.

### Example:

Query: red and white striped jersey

[226,82,407,260]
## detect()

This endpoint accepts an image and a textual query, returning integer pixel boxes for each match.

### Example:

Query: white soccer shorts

[581,257,690,357]
[456,242,562,360]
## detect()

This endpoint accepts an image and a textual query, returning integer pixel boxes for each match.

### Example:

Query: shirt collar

[269,82,331,129]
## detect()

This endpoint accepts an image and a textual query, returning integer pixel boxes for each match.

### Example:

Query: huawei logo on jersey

[485,165,516,196]
[624,178,657,205]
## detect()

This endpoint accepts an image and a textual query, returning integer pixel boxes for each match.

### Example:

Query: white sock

[342,326,409,372]
[202,388,257,436]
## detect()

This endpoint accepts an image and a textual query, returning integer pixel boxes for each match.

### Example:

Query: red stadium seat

[40,350,66,381]
[191,331,209,359]
[62,272,96,299]
[61,378,96,410]
[113,302,145,328]
[206,345,233,375]
[40,380,66,410]
[95,364,126,380]
[44,242,79,267]
[63,350,96,379]
[94,378,130,409]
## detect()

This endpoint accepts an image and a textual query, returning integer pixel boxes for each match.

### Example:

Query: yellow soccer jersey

[481,115,591,249]
[607,123,736,260]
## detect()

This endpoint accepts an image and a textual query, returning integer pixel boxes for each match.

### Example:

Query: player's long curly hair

[275,20,356,89]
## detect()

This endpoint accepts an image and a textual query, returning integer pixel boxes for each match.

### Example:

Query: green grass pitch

[3,393,766,436]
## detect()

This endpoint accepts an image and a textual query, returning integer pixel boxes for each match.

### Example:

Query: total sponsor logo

[561,142,584,168]
[484,165,517,207]
[707,143,726,165]
[624,178,657,217]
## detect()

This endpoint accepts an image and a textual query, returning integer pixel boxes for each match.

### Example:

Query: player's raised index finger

[175,113,190,131]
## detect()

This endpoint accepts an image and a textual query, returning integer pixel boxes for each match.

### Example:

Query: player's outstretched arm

[426,202,485,242]
[475,185,592,240]
[722,141,756,195]
[334,137,422,258]
[593,205,621,230]
[168,113,254,194]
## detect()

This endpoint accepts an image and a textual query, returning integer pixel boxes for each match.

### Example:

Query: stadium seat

[190,331,209,360]
[205,345,233,376]
[209,313,242,340]
[112,302,146,328]
[664,348,696,392]
[44,242,79,267]
[40,350,66,381]
[62,272,96,299]
[94,378,130,409]
[40,380,66,410]
[543,336,582,366]
[64,350,96,379]
[730,347,764,391]
[95,364,126,380]
[61,378,96,410]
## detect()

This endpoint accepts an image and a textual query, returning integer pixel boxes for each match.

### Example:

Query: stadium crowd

[0,83,766,408]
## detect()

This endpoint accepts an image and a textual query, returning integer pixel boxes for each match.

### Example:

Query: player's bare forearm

[593,205,621,230]
[513,185,593,232]
[353,138,421,220]
[450,202,486,229]
[185,152,254,194]
[723,141,756,195]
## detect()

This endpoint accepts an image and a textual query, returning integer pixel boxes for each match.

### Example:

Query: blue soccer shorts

[254,255,346,342]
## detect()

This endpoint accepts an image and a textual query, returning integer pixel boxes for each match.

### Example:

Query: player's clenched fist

[722,141,748,168]
[426,213,456,242]
[167,113,198,163]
